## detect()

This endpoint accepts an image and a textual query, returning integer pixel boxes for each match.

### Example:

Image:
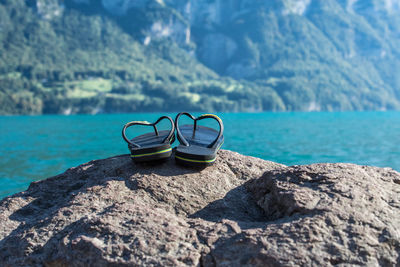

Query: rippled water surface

[1,112,399,198]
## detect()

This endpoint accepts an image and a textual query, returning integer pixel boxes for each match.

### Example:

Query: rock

[199,34,238,73]
[226,62,257,79]
[36,0,64,20]
[0,150,399,266]
[282,0,311,15]
[100,0,149,15]
[146,18,190,46]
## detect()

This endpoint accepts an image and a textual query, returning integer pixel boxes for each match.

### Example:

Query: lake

[1,112,399,199]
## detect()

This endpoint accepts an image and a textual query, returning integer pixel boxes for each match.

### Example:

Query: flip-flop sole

[174,125,223,167]
[131,143,173,163]
[175,154,216,167]
[178,125,219,147]
[175,145,217,166]
[129,130,175,163]
[174,113,224,167]
[130,130,172,147]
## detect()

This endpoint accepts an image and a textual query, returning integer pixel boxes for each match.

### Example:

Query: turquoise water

[1,112,400,199]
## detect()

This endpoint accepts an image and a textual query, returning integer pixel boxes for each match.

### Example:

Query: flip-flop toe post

[174,112,224,167]
[122,116,175,163]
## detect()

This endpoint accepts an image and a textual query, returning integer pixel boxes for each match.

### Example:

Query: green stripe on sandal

[131,148,172,158]
[175,155,216,163]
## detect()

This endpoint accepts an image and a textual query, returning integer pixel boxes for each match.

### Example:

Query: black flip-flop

[174,112,224,167]
[122,116,175,163]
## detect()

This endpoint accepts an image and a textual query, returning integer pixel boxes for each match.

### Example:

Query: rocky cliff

[3,0,400,114]
[0,150,399,266]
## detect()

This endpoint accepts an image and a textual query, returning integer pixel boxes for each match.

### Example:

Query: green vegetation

[1,0,400,114]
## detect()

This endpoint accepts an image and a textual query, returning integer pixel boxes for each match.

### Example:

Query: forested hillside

[1,0,400,114]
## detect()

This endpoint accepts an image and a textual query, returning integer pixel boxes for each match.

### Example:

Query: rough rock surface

[0,150,399,266]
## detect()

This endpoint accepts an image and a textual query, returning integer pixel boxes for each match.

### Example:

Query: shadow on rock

[190,184,268,226]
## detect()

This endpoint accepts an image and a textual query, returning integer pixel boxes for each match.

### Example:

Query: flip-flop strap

[175,112,224,148]
[122,116,175,148]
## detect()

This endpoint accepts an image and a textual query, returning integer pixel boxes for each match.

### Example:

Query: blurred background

[2,0,400,114]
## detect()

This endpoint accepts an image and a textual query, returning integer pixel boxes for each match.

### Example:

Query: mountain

[1,0,400,114]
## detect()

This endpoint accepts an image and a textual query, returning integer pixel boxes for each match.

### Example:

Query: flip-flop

[122,116,175,163]
[174,112,224,167]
